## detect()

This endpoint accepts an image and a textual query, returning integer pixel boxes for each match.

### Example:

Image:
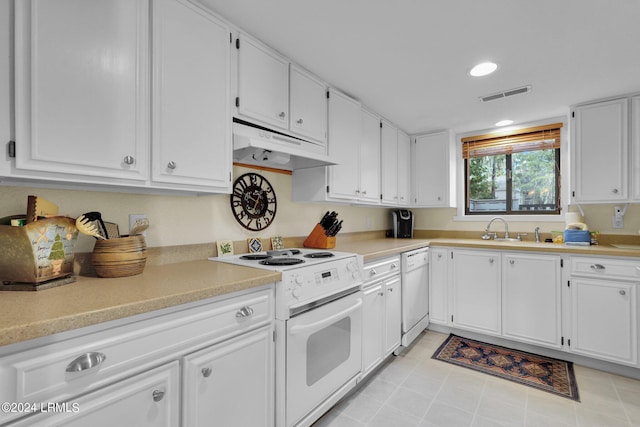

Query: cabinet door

[151,0,231,190]
[183,326,274,427]
[289,65,327,143]
[570,278,637,366]
[414,131,451,206]
[384,277,402,355]
[572,98,628,202]
[451,250,501,336]
[360,108,381,204]
[0,0,9,171]
[429,248,449,325]
[327,89,361,201]
[632,96,640,200]
[11,362,180,427]
[380,120,398,204]
[362,284,384,375]
[397,130,411,205]
[14,0,149,181]
[237,34,289,130]
[502,253,562,349]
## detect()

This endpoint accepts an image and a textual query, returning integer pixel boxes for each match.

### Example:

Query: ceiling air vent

[479,85,532,102]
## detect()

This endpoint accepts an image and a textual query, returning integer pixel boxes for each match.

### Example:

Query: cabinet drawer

[571,256,640,281]
[0,287,273,423]
[364,256,401,282]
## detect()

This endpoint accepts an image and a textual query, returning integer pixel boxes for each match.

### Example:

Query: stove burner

[259,258,305,266]
[266,249,301,256]
[304,252,335,259]
[240,254,272,260]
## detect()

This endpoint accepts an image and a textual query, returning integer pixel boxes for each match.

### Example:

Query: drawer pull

[65,352,107,373]
[152,390,165,402]
[620,290,627,296]
[590,264,606,271]
[369,269,377,276]
[202,367,212,378]
[236,306,254,318]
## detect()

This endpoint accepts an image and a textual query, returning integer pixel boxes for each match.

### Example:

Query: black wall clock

[230,172,277,231]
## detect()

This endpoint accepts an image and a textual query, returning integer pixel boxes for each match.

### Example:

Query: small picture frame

[247,237,263,253]
[271,236,284,250]
[216,240,234,257]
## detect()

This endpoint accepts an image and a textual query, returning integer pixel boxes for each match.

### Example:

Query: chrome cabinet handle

[236,306,254,318]
[167,161,176,170]
[65,352,107,373]
[590,264,606,271]
[296,118,303,124]
[278,112,286,119]
[123,155,135,165]
[620,290,627,296]
[152,390,165,402]
[202,367,212,378]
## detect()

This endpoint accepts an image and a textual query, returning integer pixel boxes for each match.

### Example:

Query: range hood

[232,120,336,170]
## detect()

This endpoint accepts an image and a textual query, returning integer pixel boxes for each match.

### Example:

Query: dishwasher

[401,247,429,348]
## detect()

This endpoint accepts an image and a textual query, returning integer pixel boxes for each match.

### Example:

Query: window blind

[461,123,562,159]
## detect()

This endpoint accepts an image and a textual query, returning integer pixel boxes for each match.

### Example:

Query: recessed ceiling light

[469,62,498,77]
[496,120,514,127]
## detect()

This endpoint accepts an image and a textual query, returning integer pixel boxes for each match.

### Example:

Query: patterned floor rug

[432,334,580,401]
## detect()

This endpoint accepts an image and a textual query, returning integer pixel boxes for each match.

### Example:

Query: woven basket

[92,235,147,278]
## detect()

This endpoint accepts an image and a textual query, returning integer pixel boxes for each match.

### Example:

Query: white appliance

[400,248,429,347]
[211,248,363,427]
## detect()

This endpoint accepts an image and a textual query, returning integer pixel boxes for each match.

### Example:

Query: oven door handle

[289,298,362,335]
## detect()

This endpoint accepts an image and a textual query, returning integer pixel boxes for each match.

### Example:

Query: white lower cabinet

[0,287,274,426]
[428,247,449,325]
[451,249,501,336]
[568,256,639,366]
[10,362,180,427]
[502,253,562,349]
[183,325,273,426]
[362,256,401,377]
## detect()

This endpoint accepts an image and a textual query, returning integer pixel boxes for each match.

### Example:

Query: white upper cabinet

[326,89,362,200]
[0,0,9,161]
[289,65,327,143]
[380,120,399,205]
[14,0,150,181]
[397,130,410,205]
[151,0,231,191]
[631,96,640,200]
[236,34,289,130]
[413,130,455,207]
[572,98,628,203]
[359,108,381,204]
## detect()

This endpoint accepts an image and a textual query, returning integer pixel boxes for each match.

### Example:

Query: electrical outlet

[129,214,148,236]
[365,217,372,230]
[612,206,624,229]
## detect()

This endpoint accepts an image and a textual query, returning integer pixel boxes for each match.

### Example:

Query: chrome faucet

[482,217,509,240]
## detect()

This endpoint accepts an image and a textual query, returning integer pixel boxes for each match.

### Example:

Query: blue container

[564,229,591,244]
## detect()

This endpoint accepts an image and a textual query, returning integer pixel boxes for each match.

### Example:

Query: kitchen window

[463,123,562,215]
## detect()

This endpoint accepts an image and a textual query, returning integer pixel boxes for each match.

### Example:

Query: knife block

[303,223,336,249]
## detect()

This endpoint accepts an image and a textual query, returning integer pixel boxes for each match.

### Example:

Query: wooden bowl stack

[92,235,147,278]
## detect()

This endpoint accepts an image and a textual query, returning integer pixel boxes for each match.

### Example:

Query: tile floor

[313,331,640,427]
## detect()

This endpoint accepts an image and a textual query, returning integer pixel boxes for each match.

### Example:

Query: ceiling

[199,0,640,135]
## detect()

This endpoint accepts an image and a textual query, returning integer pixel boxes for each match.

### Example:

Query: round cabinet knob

[390,263,398,269]
[437,253,443,259]
[235,306,254,318]
[612,188,619,194]
[167,161,176,170]
[619,290,627,296]
[296,118,303,124]
[510,259,515,265]
[489,258,494,264]
[123,155,135,165]
[152,390,165,402]
[202,367,212,378]
[278,111,286,119]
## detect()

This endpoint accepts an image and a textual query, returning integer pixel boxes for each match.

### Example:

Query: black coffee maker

[391,209,414,238]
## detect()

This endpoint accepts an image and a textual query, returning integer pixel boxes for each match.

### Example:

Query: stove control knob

[291,286,302,298]
[295,274,304,285]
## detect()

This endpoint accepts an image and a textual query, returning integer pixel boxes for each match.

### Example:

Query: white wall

[0,166,392,252]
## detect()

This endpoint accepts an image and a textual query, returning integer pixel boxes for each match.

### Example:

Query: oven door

[286,290,363,426]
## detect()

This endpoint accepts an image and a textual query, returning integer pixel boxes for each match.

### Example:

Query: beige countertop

[2,236,639,348]
[0,260,280,348]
